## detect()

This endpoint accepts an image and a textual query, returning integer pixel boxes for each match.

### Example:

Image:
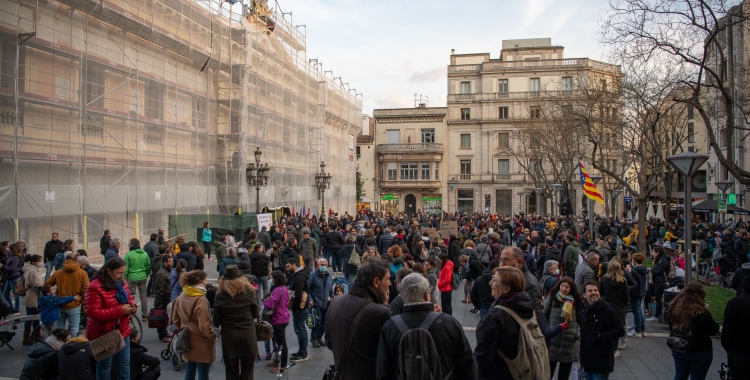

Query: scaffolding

[0,0,363,253]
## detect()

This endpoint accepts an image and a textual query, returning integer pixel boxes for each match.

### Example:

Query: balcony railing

[377,143,443,153]
[447,90,578,102]
[448,59,621,74]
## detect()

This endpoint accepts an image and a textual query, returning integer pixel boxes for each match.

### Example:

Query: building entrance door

[405,194,417,215]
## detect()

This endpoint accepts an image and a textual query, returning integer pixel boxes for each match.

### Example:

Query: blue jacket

[218,257,239,276]
[104,247,119,263]
[169,268,183,303]
[202,228,212,243]
[307,269,334,309]
[38,295,75,325]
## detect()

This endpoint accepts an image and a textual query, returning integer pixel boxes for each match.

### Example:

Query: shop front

[381,194,400,216]
[423,196,443,216]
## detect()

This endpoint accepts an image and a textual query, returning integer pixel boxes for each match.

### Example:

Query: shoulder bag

[261,290,279,322]
[90,322,126,361]
[347,244,361,268]
[172,298,200,355]
[323,301,373,380]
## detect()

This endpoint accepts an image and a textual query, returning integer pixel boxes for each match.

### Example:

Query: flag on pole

[578,162,604,204]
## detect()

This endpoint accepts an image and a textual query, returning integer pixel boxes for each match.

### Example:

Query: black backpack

[392,312,450,380]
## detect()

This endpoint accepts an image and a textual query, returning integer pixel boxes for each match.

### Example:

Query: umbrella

[646,202,655,219]
[691,199,750,215]
[655,202,664,220]
[634,207,639,220]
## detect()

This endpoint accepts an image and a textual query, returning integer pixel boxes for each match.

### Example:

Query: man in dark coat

[43,233,64,281]
[580,280,625,377]
[470,260,499,317]
[125,329,162,380]
[99,230,111,258]
[376,273,477,380]
[325,262,392,380]
[58,337,96,380]
[449,235,462,273]
[152,255,173,342]
[722,276,750,377]
[286,258,311,361]
[258,226,273,251]
[281,237,300,265]
[308,258,334,347]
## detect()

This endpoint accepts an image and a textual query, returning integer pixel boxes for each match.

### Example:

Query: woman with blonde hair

[600,259,630,356]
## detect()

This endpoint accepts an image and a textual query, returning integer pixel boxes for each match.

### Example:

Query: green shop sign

[422,197,443,201]
[381,194,398,201]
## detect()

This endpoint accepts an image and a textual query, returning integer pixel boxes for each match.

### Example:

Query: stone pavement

[0,264,729,380]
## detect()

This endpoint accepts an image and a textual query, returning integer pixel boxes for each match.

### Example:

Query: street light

[246,147,270,213]
[534,188,543,215]
[714,180,734,225]
[612,188,623,219]
[524,189,532,215]
[315,161,332,219]
[517,192,524,215]
[550,183,563,217]
[667,151,709,284]
[588,175,602,241]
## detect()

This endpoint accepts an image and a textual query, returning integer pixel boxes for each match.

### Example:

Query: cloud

[408,66,447,84]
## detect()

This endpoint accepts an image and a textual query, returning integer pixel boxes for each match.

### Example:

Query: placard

[256,213,273,230]
[426,228,438,238]
[440,220,459,236]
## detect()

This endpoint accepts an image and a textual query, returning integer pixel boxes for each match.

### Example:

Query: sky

[275,0,613,115]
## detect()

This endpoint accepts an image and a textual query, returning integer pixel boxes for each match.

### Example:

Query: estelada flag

[578,162,604,204]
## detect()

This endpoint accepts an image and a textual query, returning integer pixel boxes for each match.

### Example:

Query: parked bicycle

[0,314,41,350]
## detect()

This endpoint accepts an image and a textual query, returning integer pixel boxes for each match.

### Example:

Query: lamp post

[517,192,524,215]
[550,183,563,217]
[612,189,623,220]
[523,190,532,215]
[315,161,332,220]
[246,147,270,213]
[534,188,543,215]
[666,151,709,284]
[588,175,602,240]
[714,180,734,225]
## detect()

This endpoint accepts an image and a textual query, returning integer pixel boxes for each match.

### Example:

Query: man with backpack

[376,273,477,380]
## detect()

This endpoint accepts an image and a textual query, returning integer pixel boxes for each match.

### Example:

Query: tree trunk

[637,197,648,253]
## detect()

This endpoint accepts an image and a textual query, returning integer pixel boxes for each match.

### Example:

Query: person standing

[326,227,345,274]
[437,252,454,315]
[666,282,719,380]
[470,260,500,318]
[630,253,648,337]
[250,243,270,304]
[562,235,580,277]
[45,251,89,337]
[172,270,216,380]
[579,281,625,380]
[100,230,111,259]
[258,226,272,251]
[299,231,319,270]
[84,257,136,380]
[202,221,212,261]
[600,260,630,356]
[43,233,63,281]
[263,270,291,374]
[2,243,24,315]
[152,255,173,342]
[651,249,670,321]
[143,234,159,296]
[308,258,334,348]
[123,238,151,322]
[575,251,599,295]
[213,265,259,380]
[285,258,311,362]
[544,277,582,380]
[157,228,166,246]
[21,254,44,345]
[212,236,228,269]
[722,276,750,378]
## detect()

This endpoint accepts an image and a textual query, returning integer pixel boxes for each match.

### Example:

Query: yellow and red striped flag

[578,162,604,204]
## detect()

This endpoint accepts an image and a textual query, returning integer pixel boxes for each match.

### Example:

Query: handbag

[172,298,200,355]
[667,327,694,353]
[147,308,169,329]
[306,308,319,328]
[90,323,126,361]
[261,293,278,322]
[323,301,374,380]
[347,245,361,268]
[255,320,273,341]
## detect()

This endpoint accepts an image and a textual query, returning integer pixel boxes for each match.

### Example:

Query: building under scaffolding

[0,0,362,253]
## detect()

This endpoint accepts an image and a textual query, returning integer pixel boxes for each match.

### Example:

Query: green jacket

[124,248,151,281]
[213,240,228,263]
[563,240,580,277]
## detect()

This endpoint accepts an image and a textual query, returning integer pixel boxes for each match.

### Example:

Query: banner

[256,213,273,230]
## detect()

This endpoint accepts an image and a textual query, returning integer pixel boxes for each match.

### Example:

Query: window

[498,79,509,93]
[86,65,106,108]
[498,106,509,120]
[435,162,439,180]
[145,80,164,119]
[688,122,695,143]
[600,79,607,91]
[421,163,431,180]
[719,128,727,148]
[457,189,474,214]
[387,162,397,180]
[498,159,510,174]
[421,129,435,143]
[562,77,572,91]
[530,78,540,92]
[356,146,361,155]
[460,108,471,120]
[530,106,541,119]
[460,134,471,148]
[688,105,694,119]
[529,160,542,174]
[400,162,418,180]
[386,130,400,144]
[460,160,472,180]
[461,81,471,94]
[497,132,509,148]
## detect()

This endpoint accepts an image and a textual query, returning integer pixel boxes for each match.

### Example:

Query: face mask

[555,269,560,275]
[37,262,44,268]
[319,266,327,273]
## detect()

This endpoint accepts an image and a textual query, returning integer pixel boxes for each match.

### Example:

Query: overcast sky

[276,0,613,115]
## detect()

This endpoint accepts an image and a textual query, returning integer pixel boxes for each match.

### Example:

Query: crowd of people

[0,209,749,380]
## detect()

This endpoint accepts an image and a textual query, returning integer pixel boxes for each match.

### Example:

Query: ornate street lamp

[517,191,524,215]
[246,147,270,213]
[667,151,709,284]
[315,161,332,219]
[523,189,532,215]
[534,188,543,215]
[550,183,563,217]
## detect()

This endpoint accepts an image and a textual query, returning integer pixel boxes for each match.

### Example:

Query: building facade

[356,115,375,211]
[372,106,447,216]
[446,38,621,216]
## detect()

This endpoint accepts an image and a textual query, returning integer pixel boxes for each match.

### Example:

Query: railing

[447,90,578,102]
[459,174,472,180]
[448,65,480,73]
[449,59,620,74]
[377,143,443,152]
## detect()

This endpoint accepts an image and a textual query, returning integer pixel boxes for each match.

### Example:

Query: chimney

[451,49,455,55]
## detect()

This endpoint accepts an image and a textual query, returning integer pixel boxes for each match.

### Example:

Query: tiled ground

[0,262,729,380]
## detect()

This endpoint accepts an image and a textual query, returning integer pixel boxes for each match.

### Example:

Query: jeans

[225,356,253,380]
[184,361,210,380]
[45,261,55,281]
[672,350,713,380]
[25,306,40,330]
[654,282,667,319]
[480,308,487,318]
[346,273,355,288]
[292,310,308,356]
[311,306,327,340]
[203,241,211,259]
[96,336,130,380]
[331,249,342,272]
[464,279,473,298]
[324,249,335,265]
[2,278,20,311]
[256,276,269,306]
[127,278,148,318]
[584,373,610,380]
[631,296,645,333]
[441,291,452,315]
[550,361,573,380]
[272,323,288,367]
[57,307,81,337]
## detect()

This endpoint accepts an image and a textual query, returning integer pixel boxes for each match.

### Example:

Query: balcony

[377,143,443,153]
[448,59,621,75]
[379,180,442,190]
[447,90,578,103]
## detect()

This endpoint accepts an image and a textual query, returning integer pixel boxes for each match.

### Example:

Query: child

[38,284,79,336]
[333,284,344,297]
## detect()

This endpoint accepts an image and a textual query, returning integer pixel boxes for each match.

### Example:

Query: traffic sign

[728,193,737,205]
[718,199,727,214]
[624,197,632,203]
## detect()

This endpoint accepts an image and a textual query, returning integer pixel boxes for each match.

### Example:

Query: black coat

[249,251,270,278]
[721,292,750,354]
[19,342,58,380]
[325,285,391,380]
[258,231,272,251]
[376,303,477,380]
[325,231,345,251]
[580,299,625,374]
[600,276,630,316]
[474,292,535,380]
[288,266,311,311]
[652,255,671,284]
[58,341,96,380]
[212,285,259,359]
[99,235,111,258]
[470,269,495,311]
[152,267,172,309]
[468,255,485,281]
[175,251,197,272]
[388,295,404,315]
[128,342,161,380]
[281,245,299,265]
[43,240,64,263]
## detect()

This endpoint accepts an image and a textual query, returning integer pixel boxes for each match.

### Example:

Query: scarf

[45,335,65,351]
[183,284,207,297]
[556,292,575,322]
[114,280,129,304]
[497,291,520,304]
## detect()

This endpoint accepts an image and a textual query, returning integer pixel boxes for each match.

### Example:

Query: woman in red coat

[84,257,136,380]
[437,252,455,315]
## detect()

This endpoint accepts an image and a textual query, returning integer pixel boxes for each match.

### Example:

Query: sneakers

[614,351,620,357]
[159,337,171,343]
[8,310,20,316]
[618,343,627,350]
[312,340,320,348]
[646,317,657,321]
[291,353,309,362]
[469,308,478,314]
[318,338,326,347]
[142,316,149,322]
[209,258,214,261]
[634,332,643,338]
